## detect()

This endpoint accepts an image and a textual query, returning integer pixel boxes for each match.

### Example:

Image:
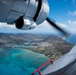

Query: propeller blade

[46,18,69,37]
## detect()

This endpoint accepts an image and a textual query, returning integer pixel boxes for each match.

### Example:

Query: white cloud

[70,28,76,33]
[0,23,23,33]
[68,20,76,33]
[0,23,15,29]
[39,21,68,29]
[68,11,76,16]
[35,20,56,33]
[68,20,72,25]
[0,21,69,34]
[56,22,68,29]
[39,20,52,28]
[68,20,76,25]
[0,21,53,34]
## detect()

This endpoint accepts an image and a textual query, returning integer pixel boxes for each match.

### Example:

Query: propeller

[46,17,70,38]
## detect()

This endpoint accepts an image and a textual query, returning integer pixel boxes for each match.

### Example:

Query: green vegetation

[0,33,74,61]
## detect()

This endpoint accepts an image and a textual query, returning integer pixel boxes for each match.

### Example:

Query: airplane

[32,46,76,75]
[0,0,68,36]
[0,0,76,75]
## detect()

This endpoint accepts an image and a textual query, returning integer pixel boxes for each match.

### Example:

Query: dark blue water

[67,34,76,44]
[0,48,49,75]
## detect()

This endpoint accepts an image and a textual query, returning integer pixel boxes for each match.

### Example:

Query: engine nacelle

[0,0,49,30]
[35,0,49,25]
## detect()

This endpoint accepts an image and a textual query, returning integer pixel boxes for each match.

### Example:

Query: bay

[0,48,49,75]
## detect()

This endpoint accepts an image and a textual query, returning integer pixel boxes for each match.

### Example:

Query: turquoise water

[0,48,49,75]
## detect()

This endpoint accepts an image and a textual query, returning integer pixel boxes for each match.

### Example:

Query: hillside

[0,33,74,61]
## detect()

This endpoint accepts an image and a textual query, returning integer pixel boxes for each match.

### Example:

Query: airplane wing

[42,45,76,75]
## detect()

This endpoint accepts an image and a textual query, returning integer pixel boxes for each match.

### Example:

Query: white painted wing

[42,46,76,75]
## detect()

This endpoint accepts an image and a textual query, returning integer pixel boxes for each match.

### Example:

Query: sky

[0,0,76,34]
[48,0,76,33]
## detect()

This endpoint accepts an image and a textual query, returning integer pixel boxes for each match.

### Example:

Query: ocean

[0,48,49,75]
[67,34,76,44]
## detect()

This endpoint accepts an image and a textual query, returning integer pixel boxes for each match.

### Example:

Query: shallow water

[0,48,49,75]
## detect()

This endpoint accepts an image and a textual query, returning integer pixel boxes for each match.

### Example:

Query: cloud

[0,23,15,28]
[56,22,68,29]
[38,21,68,33]
[39,21,68,29]
[38,20,52,28]
[0,23,31,33]
[35,20,56,33]
[0,23,20,33]
[0,22,54,34]
[68,11,76,16]
[68,20,76,33]
[68,20,72,25]
[70,28,76,33]
[0,21,69,34]
[68,20,76,25]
